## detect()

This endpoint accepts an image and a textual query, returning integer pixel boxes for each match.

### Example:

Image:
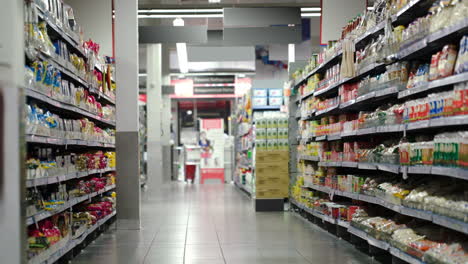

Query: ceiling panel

[139,0,320,8]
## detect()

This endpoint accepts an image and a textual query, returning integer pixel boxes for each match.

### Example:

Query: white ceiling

[139,0,321,8]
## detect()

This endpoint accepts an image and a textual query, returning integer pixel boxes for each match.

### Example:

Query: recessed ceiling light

[300,13,321,17]
[300,7,321,12]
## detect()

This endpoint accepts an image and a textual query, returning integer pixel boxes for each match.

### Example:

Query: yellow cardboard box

[256,188,289,199]
[256,164,289,178]
[256,151,289,164]
[256,178,289,189]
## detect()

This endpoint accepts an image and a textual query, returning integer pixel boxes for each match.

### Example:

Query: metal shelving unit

[23,2,118,264]
[291,199,425,264]
[289,2,468,264]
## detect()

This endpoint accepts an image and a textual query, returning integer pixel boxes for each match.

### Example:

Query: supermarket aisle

[71,183,378,264]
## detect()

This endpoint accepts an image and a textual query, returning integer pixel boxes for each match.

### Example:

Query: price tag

[402,166,408,180]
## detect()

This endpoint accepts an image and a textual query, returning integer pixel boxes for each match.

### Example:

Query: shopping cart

[184,145,201,183]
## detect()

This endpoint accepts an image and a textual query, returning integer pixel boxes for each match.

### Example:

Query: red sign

[202,119,223,130]
[139,94,147,103]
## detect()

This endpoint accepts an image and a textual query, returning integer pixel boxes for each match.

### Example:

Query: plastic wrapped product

[438,45,458,78]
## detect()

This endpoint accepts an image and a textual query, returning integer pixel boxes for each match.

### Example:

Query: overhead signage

[193,75,235,84]
[193,85,235,95]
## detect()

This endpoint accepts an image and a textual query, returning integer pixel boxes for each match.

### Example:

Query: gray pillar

[161,45,172,181]
[147,44,164,187]
[115,0,140,230]
[0,0,24,262]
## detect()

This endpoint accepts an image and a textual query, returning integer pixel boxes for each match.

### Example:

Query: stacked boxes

[252,88,284,107]
[255,151,289,199]
[255,112,288,151]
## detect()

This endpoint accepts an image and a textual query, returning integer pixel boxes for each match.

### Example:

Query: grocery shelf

[314,105,340,118]
[398,18,468,60]
[398,72,468,99]
[327,133,341,141]
[341,86,400,112]
[234,181,253,197]
[89,87,116,105]
[313,78,348,97]
[26,134,116,148]
[299,135,314,145]
[354,21,386,47]
[26,168,115,188]
[318,160,468,180]
[430,166,468,181]
[315,135,327,141]
[28,211,116,264]
[26,88,116,127]
[35,52,116,106]
[293,51,343,89]
[298,155,320,162]
[300,112,315,121]
[305,115,468,142]
[397,37,427,59]
[427,18,468,43]
[36,52,88,88]
[389,247,424,264]
[294,8,467,95]
[294,111,301,120]
[292,197,425,263]
[252,105,281,111]
[303,183,468,234]
[36,5,85,58]
[300,90,315,101]
[26,185,116,226]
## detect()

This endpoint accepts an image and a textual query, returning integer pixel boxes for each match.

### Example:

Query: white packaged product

[268,88,283,97]
[266,117,278,128]
[267,128,278,140]
[278,139,289,150]
[253,88,268,97]
[256,117,267,129]
[256,128,267,140]
[252,97,268,106]
[277,128,289,139]
[255,140,267,151]
[267,139,278,151]
[269,97,283,106]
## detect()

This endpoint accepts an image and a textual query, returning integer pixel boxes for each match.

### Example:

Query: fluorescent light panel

[288,43,295,63]
[300,7,321,11]
[177,43,189,73]
[301,13,321,17]
[138,9,223,13]
[139,14,224,18]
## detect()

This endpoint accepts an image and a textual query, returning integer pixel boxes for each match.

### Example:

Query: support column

[161,45,172,182]
[147,44,163,188]
[0,0,24,262]
[115,0,140,230]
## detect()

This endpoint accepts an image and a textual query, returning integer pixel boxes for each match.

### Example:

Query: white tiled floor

[71,183,379,264]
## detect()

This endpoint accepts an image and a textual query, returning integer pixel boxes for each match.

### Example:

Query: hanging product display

[288,1,468,264]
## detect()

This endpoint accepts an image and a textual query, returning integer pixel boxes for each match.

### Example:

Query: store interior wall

[67,0,113,57]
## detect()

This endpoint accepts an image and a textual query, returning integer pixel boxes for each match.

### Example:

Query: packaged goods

[253,88,268,97]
